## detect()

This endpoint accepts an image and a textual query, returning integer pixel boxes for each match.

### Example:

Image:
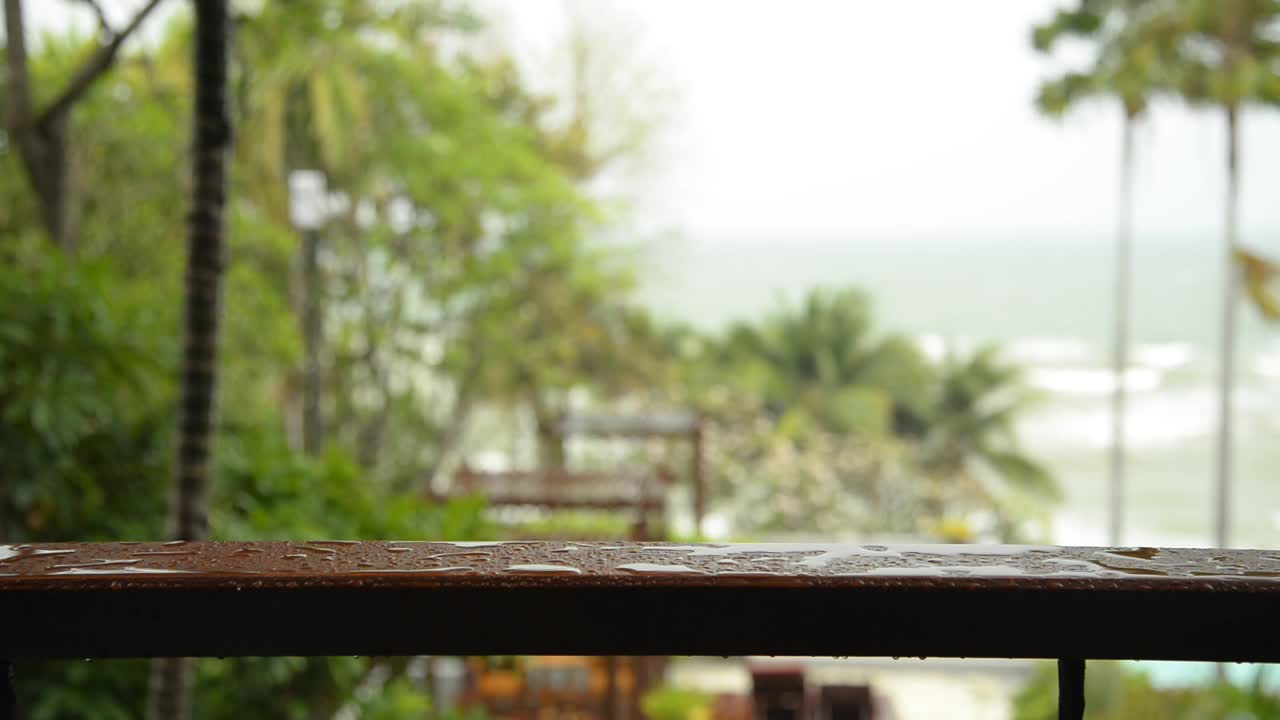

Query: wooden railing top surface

[3,541,1279,585]
[2,541,1278,661]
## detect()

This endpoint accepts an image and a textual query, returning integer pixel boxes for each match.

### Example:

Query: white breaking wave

[1027,366,1163,396]
[1253,352,1280,379]
[1133,342,1194,371]
[914,333,979,362]
[914,336,1194,379]
[916,333,947,362]
[1019,386,1216,451]
[1003,336,1094,365]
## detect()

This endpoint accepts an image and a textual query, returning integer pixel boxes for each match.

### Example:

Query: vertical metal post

[1,661,16,720]
[1057,658,1085,720]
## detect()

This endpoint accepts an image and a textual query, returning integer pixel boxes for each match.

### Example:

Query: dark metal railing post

[1,660,16,720]
[1057,658,1085,720]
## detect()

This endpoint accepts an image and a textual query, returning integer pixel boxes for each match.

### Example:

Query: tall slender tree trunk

[4,0,75,253]
[533,395,567,470]
[15,114,76,252]
[146,1,231,718]
[1108,113,1136,546]
[419,381,477,491]
[302,228,325,455]
[1213,105,1241,549]
[3,0,167,253]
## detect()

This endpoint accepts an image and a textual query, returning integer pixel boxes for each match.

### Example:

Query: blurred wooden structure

[437,411,702,717]
[458,656,639,719]
[445,467,671,541]
[751,663,880,720]
[752,664,808,720]
[436,409,706,539]
[545,411,707,531]
[450,468,669,512]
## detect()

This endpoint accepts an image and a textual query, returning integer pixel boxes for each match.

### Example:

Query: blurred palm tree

[714,291,1055,539]
[916,347,1059,518]
[234,0,435,221]
[719,288,934,439]
[234,1,381,457]
[1159,0,1280,547]
[1238,247,1280,320]
[1033,0,1169,545]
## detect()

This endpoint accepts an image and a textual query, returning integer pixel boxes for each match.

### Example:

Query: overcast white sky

[25,0,1280,247]
[489,0,1280,248]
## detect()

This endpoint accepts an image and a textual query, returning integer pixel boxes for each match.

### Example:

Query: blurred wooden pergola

[542,410,707,533]
[437,410,705,719]
[438,410,707,539]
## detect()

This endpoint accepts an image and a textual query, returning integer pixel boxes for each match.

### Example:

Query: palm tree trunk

[1213,104,1241,549]
[146,1,231,718]
[1108,113,1136,546]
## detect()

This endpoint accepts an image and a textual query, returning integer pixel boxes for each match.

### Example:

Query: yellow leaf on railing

[1236,248,1280,321]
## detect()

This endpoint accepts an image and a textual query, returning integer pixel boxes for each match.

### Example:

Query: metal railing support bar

[1057,657,1085,720]
[1,661,16,720]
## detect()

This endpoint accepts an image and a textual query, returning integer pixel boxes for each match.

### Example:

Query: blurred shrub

[1014,661,1280,719]
[0,241,492,720]
[0,241,172,541]
[642,686,712,720]
[508,510,636,540]
[212,422,491,541]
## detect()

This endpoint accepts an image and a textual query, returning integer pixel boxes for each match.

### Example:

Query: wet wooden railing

[2,541,1279,718]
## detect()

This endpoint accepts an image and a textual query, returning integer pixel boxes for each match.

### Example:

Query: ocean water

[637,235,1280,549]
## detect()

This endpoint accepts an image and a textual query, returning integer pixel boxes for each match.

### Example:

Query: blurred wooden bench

[442,467,672,513]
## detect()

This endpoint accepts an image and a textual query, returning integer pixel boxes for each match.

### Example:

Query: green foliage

[0,253,487,717]
[1,1,1068,716]
[642,686,712,720]
[509,510,636,539]
[718,289,933,438]
[1036,0,1280,116]
[212,420,491,541]
[4,2,654,716]
[689,289,1054,539]
[0,241,171,541]
[1033,0,1171,119]
[1169,0,1280,109]
[17,659,150,720]
[918,347,1057,500]
[1238,247,1280,321]
[353,675,434,719]
[1014,662,1280,719]
[196,657,443,720]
